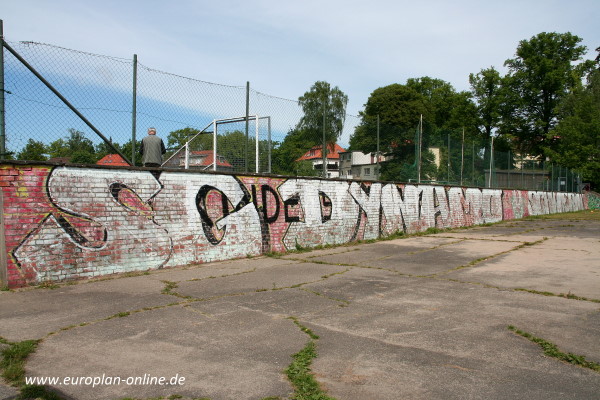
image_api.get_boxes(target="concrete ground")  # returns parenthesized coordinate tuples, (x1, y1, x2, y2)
(1, 211, 599, 400)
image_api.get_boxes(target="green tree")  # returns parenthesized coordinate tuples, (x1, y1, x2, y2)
(165, 127, 213, 162)
(216, 130, 246, 169)
(545, 71, 600, 187)
(469, 67, 504, 139)
(349, 83, 435, 182)
(297, 81, 348, 147)
(166, 127, 209, 150)
(120, 139, 142, 166)
(271, 129, 310, 175)
(447, 91, 479, 132)
(502, 32, 595, 157)
(95, 138, 121, 161)
(349, 83, 430, 153)
(406, 77, 457, 130)
(17, 139, 48, 161)
(47, 138, 69, 159)
(48, 129, 97, 162)
(70, 150, 97, 164)
(66, 129, 95, 154)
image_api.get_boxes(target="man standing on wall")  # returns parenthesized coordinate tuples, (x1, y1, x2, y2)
(139, 127, 166, 167)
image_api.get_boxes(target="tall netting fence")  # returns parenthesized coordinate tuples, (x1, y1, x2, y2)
(3, 41, 136, 162)
(1, 41, 581, 190)
(3, 41, 362, 173)
(366, 122, 582, 192)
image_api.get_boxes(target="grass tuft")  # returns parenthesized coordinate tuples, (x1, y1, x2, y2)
(284, 317, 335, 400)
(0, 339, 40, 385)
(19, 385, 62, 400)
(508, 326, 600, 373)
(287, 317, 319, 340)
(285, 341, 335, 400)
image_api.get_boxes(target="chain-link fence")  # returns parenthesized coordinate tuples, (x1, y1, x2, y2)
(2, 40, 360, 173)
(357, 121, 583, 192)
(428, 129, 582, 192)
(0, 40, 583, 191)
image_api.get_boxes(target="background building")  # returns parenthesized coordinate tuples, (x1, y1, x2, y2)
(296, 144, 346, 178)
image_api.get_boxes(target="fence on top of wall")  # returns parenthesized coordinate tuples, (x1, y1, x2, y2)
(0, 38, 583, 192)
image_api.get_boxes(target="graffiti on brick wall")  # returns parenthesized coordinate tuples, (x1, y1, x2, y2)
(0, 165, 587, 287)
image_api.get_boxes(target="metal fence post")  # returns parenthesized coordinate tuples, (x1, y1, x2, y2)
(184, 142, 189, 169)
(0, 20, 6, 158)
(507, 150, 511, 188)
(488, 136, 494, 188)
(377, 114, 380, 181)
(213, 119, 217, 172)
(255, 115, 259, 174)
(447, 133, 451, 184)
(267, 116, 272, 173)
(472, 140, 475, 186)
(131, 54, 137, 165)
(245, 81, 249, 173)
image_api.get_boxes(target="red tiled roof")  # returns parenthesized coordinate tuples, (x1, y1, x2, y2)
(297, 143, 346, 161)
(189, 151, 233, 167)
(96, 154, 129, 166)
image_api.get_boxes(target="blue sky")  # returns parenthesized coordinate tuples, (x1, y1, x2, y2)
(3, 0, 599, 134)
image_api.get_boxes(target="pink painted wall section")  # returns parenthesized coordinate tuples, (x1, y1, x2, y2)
(0, 164, 588, 288)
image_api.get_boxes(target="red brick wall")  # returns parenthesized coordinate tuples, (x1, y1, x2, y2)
(0, 163, 588, 288)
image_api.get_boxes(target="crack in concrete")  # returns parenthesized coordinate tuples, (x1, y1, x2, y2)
(185, 267, 258, 282)
(431, 238, 549, 277)
(299, 288, 351, 307)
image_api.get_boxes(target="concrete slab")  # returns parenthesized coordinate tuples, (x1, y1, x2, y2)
(0, 213, 598, 399)
(313, 322, 600, 400)
(0, 383, 18, 400)
(446, 237, 600, 299)
(0, 276, 171, 341)
(303, 275, 600, 364)
(174, 261, 349, 299)
(142, 256, 283, 282)
(298, 238, 459, 265)
(305, 238, 520, 276)
(26, 306, 306, 400)
(186, 286, 348, 321)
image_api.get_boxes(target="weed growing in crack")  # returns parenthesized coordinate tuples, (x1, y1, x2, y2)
(514, 288, 600, 303)
(379, 230, 405, 241)
(286, 341, 336, 400)
(35, 281, 60, 290)
(0, 339, 64, 399)
(104, 311, 131, 320)
(285, 317, 335, 400)
(300, 288, 350, 307)
(508, 326, 600, 373)
(264, 251, 283, 258)
(287, 317, 319, 340)
(161, 280, 179, 295)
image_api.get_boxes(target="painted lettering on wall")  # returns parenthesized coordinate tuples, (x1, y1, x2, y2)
(0, 164, 587, 288)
